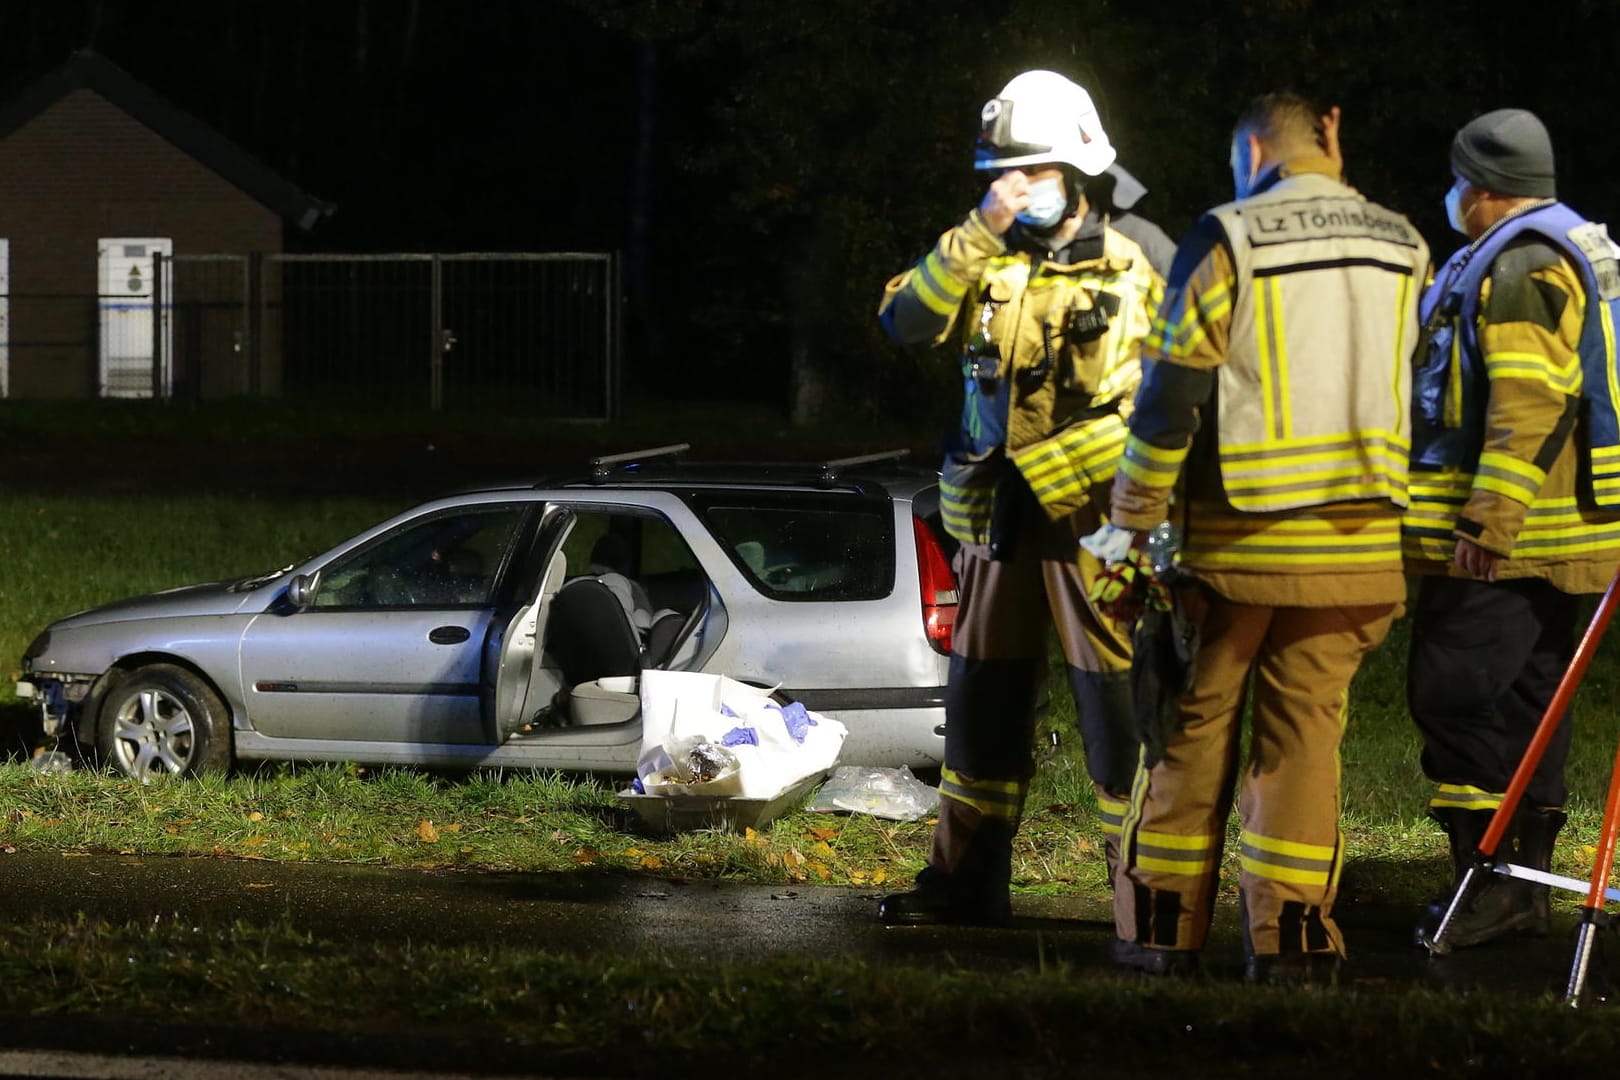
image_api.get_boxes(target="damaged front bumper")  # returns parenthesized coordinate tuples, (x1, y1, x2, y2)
(15, 673, 97, 737)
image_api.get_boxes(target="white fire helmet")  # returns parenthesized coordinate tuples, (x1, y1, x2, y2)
(973, 70, 1116, 176)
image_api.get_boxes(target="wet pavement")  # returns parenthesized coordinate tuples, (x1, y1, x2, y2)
(0, 849, 1607, 998)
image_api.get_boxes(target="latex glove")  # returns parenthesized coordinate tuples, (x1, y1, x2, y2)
(1080, 521, 1138, 564)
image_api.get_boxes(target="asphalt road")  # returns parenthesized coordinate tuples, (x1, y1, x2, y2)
(0, 849, 1614, 1079)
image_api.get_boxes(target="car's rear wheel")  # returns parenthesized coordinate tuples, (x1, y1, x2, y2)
(97, 664, 232, 780)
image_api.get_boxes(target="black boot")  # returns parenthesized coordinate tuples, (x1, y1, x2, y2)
(877, 866, 1011, 927)
(1418, 806, 1551, 950)
(1515, 806, 1567, 932)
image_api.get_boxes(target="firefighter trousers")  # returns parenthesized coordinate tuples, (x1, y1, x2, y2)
(1408, 575, 1579, 812)
(930, 493, 1135, 894)
(1113, 586, 1398, 958)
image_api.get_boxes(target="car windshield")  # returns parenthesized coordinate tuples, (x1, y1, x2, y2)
(686, 492, 895, 601)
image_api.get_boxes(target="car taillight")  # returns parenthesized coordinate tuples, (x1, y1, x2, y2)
(912, 515, 957, 655)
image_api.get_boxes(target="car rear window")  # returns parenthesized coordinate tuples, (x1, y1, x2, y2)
(686, 493, 895, 601)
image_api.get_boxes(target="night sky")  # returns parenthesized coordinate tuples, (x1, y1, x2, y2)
(4, 1, 1620, 410)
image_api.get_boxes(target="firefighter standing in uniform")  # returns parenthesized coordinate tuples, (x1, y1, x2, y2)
(1089, 93, 1427, 980)
(874, 69, 1172, 925)
(1404, 110, 1620, 950)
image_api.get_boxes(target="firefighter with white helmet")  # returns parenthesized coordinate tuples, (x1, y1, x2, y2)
(875, 69, 1172, 926)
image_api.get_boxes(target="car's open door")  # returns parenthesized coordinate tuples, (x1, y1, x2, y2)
(489, 506, 574, 742)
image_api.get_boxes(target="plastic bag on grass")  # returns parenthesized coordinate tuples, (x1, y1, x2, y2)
(807, 765, 938, 822)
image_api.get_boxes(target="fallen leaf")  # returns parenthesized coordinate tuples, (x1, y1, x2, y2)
(811, 840, 835, 858)
(572, 847, 598, 865)
(805, 827, 838, 841)
(246, 883, 274, 890)
(247, 811, 264, 822)
(640, 855, 664, 870)
(623, 847, 646, 857)
(872, 867, 888, 885)
(442, 823, 462, 833)
(806, 861, 830, 881)
(744, 827, 759, 844)
(418, 820, 440, 842)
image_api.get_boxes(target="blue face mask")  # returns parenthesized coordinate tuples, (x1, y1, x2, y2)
(1016, 176, 1068, 228)
(1445, 179, 1472, 236)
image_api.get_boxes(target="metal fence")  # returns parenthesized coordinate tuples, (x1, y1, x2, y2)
(106, 251, 620, 416)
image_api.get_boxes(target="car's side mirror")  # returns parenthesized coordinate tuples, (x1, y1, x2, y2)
(286, 572, 319, 610)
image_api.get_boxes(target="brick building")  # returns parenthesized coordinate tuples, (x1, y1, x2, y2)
(0, 50, 331, 399)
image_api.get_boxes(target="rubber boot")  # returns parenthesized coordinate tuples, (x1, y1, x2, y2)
(878, 799, 1014, 927)
(1414, 806, 1490, 947)
(1418, 806, 1548, 950)
(1515, 806, 1567, 932)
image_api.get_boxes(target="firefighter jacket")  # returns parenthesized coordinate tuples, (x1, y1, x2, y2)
(1403, 201, 1620, 594)
(1108, 156, 1428, 607)
(880, 208, 1166, 546)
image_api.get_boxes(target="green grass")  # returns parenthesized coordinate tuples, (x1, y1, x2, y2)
(2, 912, 1619, 1076)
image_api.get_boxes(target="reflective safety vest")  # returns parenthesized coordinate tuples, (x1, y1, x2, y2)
(1206, 173, 1427, 512)
(1410, 202, 1620, 510)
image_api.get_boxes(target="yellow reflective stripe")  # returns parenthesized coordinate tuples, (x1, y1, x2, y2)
(1593, 445, 1620, 463)
(1392, 273, 1411, 420)
(938, 766, 1025, 822)
(1484, 350, 1580, 391)
(1240, 829, 1338, 887)
(1256, 276, 1279, 440)
(1097, 794, 1126, 837)
(1134, 828, 1219, 876)
(1458, 333, 1470, 430)
(911, 251, 968, 317)
(939, 481, 992, 545)
(1430, 785, 1502, 812)
(1474, 451, 1545, 504)
(1119, 434, 1187, 488)
(1270, 277, 1293, 439)
(1012, 419, 1129, 510)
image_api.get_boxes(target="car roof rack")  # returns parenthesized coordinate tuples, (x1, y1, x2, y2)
(819, 448, 910, 483)
(589, 443, 691, 481)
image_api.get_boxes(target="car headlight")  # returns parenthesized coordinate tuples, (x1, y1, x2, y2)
(21, 630, 50, 671)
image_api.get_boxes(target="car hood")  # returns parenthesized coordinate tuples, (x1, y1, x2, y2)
(50, 579, 257, 629)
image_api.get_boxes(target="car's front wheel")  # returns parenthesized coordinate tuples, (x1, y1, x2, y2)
(97, 664, 232, 780)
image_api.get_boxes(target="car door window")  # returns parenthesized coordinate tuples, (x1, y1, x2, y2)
(312, 507, 526, 609)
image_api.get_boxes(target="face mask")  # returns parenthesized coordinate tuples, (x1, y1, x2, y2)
(1444, 179, 1472, 236)
(1231, 139, 1260, 200)
(1016, 176, 1067, 228)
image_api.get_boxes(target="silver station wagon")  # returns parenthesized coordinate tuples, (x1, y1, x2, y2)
(17, 446, 957, 780)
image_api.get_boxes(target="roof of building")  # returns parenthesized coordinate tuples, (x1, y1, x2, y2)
(0, 49, 335, 230)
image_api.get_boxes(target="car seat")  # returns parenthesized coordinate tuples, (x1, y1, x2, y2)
(544, 577, 643, 726)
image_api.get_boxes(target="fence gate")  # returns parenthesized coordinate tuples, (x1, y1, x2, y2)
(263, 252, 618, 417)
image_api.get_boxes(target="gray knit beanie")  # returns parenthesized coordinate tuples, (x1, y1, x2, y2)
(1450, 109, 1556, 197)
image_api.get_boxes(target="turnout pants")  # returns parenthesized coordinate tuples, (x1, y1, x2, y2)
(931, 493, 1135, 893)
(1113, 587, 1398, 958)
(1408, 576, 1579, 812)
